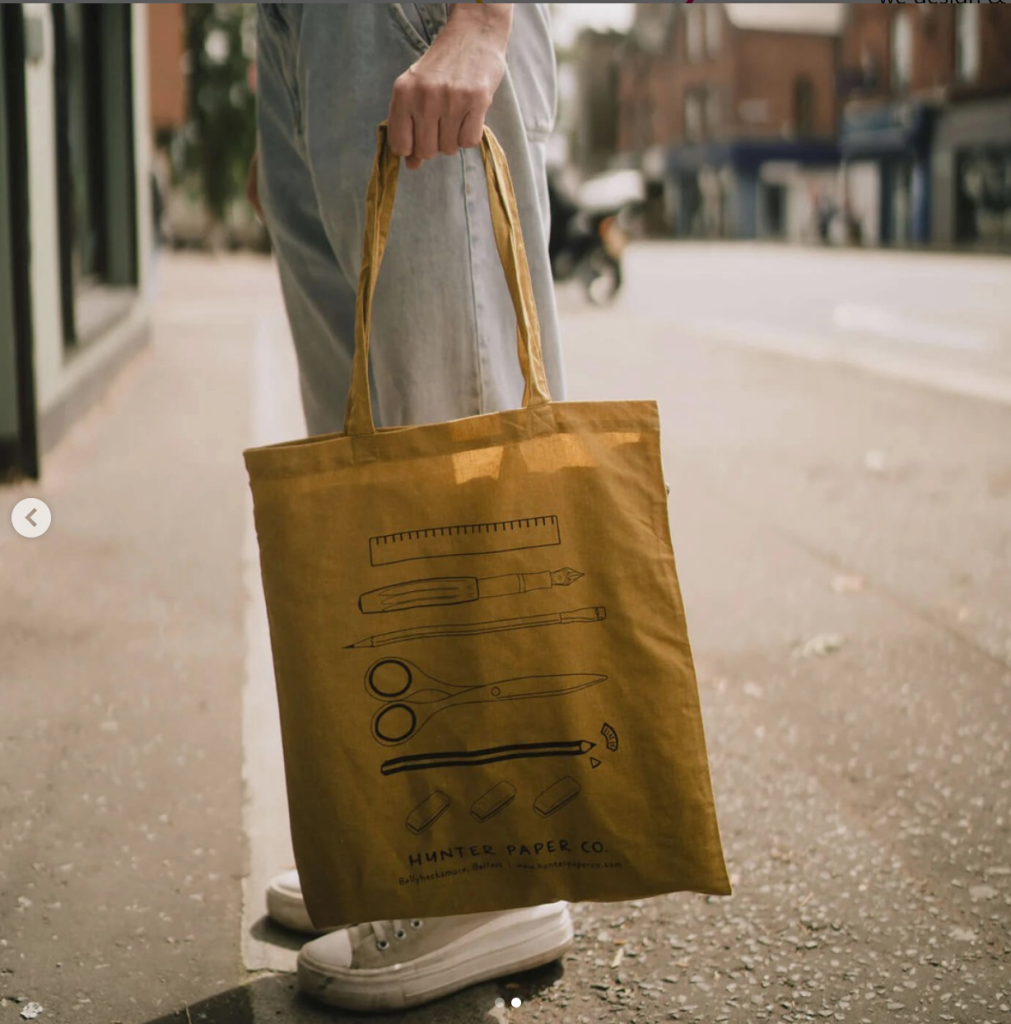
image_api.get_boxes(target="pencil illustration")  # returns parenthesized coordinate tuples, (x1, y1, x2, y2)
(348, 606, 606, 650)
(381, 740, 596, 776)
(359, 567, 583, 614)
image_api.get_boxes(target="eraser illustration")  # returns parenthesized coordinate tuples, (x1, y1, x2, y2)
(533, 776, 581, 817)
(470, 781, 517, 822)
(406, 790, 450, 834)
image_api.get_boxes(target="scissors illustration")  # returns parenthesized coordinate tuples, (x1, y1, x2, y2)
(365, 657, 607, 746)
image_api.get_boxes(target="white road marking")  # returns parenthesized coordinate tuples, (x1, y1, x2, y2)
(832, 304, 1000, 354)
(684, 318, 1011, 407)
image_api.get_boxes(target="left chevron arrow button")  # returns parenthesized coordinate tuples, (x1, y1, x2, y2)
(11, 498, 51, 539)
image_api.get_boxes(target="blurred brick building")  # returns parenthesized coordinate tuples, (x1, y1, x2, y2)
(597, 3, 1011, 250)
(617, 3, 844, 242)
(567, 29, 625, 177)
(839, 4, 1011, 248)
(146, 2, 187, 248)
(148, 2, 187, 138)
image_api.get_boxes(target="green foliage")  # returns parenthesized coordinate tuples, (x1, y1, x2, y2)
(182, 3, 257, 221)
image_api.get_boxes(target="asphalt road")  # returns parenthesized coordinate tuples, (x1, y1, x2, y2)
(1, 245, 1009, 1024)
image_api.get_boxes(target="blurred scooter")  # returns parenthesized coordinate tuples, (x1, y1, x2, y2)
(547, 176, 628, 306)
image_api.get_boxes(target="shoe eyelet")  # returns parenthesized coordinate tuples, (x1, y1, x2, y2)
(410, 919, 424, 929)
(394, 929, 407, 940)
(376, 939, 390, 951)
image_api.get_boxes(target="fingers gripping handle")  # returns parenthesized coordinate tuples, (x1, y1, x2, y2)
(344, 123, 552, 438)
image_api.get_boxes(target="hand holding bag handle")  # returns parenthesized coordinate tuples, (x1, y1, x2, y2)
(345, 123, 553, 438)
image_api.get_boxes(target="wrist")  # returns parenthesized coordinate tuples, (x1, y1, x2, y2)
(445, 3, 513, 55)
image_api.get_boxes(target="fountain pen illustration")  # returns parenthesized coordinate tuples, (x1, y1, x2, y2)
(358, 567, 584, 614)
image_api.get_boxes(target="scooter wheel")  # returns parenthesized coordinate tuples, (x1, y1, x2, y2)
(583, 252, 621, 306)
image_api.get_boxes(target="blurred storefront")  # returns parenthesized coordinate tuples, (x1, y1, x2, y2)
(839, 102, 935, 246)
(0, 5, 152, 481)
(615, 4, 844, 243)
(933, 98, 1011, 250)
(838, 4, 1011, 250)
(606, 3, 1011, 251)
(666, 139, 839, 242)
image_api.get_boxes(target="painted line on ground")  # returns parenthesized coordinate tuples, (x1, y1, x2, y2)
(831, 304, 1001, 354)
(683, 318, 1011, 408)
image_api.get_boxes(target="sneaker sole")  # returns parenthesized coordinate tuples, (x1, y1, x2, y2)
(266, 884, 320, 936)
(297, 904, 574, 1013)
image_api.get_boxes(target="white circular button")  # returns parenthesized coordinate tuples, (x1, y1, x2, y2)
(11, 498, 52, 539)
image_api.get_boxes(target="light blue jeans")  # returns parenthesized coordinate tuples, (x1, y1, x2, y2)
(255, 3, 566, 436)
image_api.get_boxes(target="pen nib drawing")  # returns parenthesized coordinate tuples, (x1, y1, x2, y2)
(552, 567, 583, 587)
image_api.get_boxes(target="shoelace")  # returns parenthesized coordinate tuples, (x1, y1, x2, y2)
(369, 918, 424, 950)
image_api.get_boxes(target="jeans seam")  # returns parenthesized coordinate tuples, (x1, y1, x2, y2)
(460, 150, 488, 417)
(260, 8, 304, 140)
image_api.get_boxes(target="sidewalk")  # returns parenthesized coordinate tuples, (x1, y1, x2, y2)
(2, 251, 1009, 1024)
(0, 254, 290, 1024)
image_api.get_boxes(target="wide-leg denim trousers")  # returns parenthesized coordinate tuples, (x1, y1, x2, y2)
(255, 3, 566, 436)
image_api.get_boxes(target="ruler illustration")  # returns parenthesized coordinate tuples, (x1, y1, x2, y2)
(369, 515, 561, 567)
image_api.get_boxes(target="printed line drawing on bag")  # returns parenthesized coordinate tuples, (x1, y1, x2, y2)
(380, 740, 596, 776)
(369, 515, 561, 567)
(534, 776, 581, 817)
(366, 657, 607, 745)
(470, 781, 517, 822)
(359, 566, 583, 614)
(347, 606, 606, 650)
(406, 790, 451, 834)
(600, 722, 619, 752)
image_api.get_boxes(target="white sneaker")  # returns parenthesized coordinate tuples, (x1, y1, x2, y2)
(265, 869, 323, 935)
(297, 902, 574, 1012)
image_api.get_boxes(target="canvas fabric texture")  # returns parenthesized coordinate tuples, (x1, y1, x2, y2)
(244, 126, 730, 928)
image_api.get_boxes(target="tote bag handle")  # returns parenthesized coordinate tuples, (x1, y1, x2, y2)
(344, 123, 552, 438)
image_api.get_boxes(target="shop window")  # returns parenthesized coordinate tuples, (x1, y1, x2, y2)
(706, 88, 723, 137)
(52, 5, 137, 348)
(685, 90, 703, 142)
(704, 5, 722, 58)
(890, 12, 913, 92)
(762, 184, 787, 239)
(956, 146, 1011, 247)
(955, 4, 980, 83)
(1, 5, 40, 479)
(793, 76, 815, 137)
(686, 9, 703, 63)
